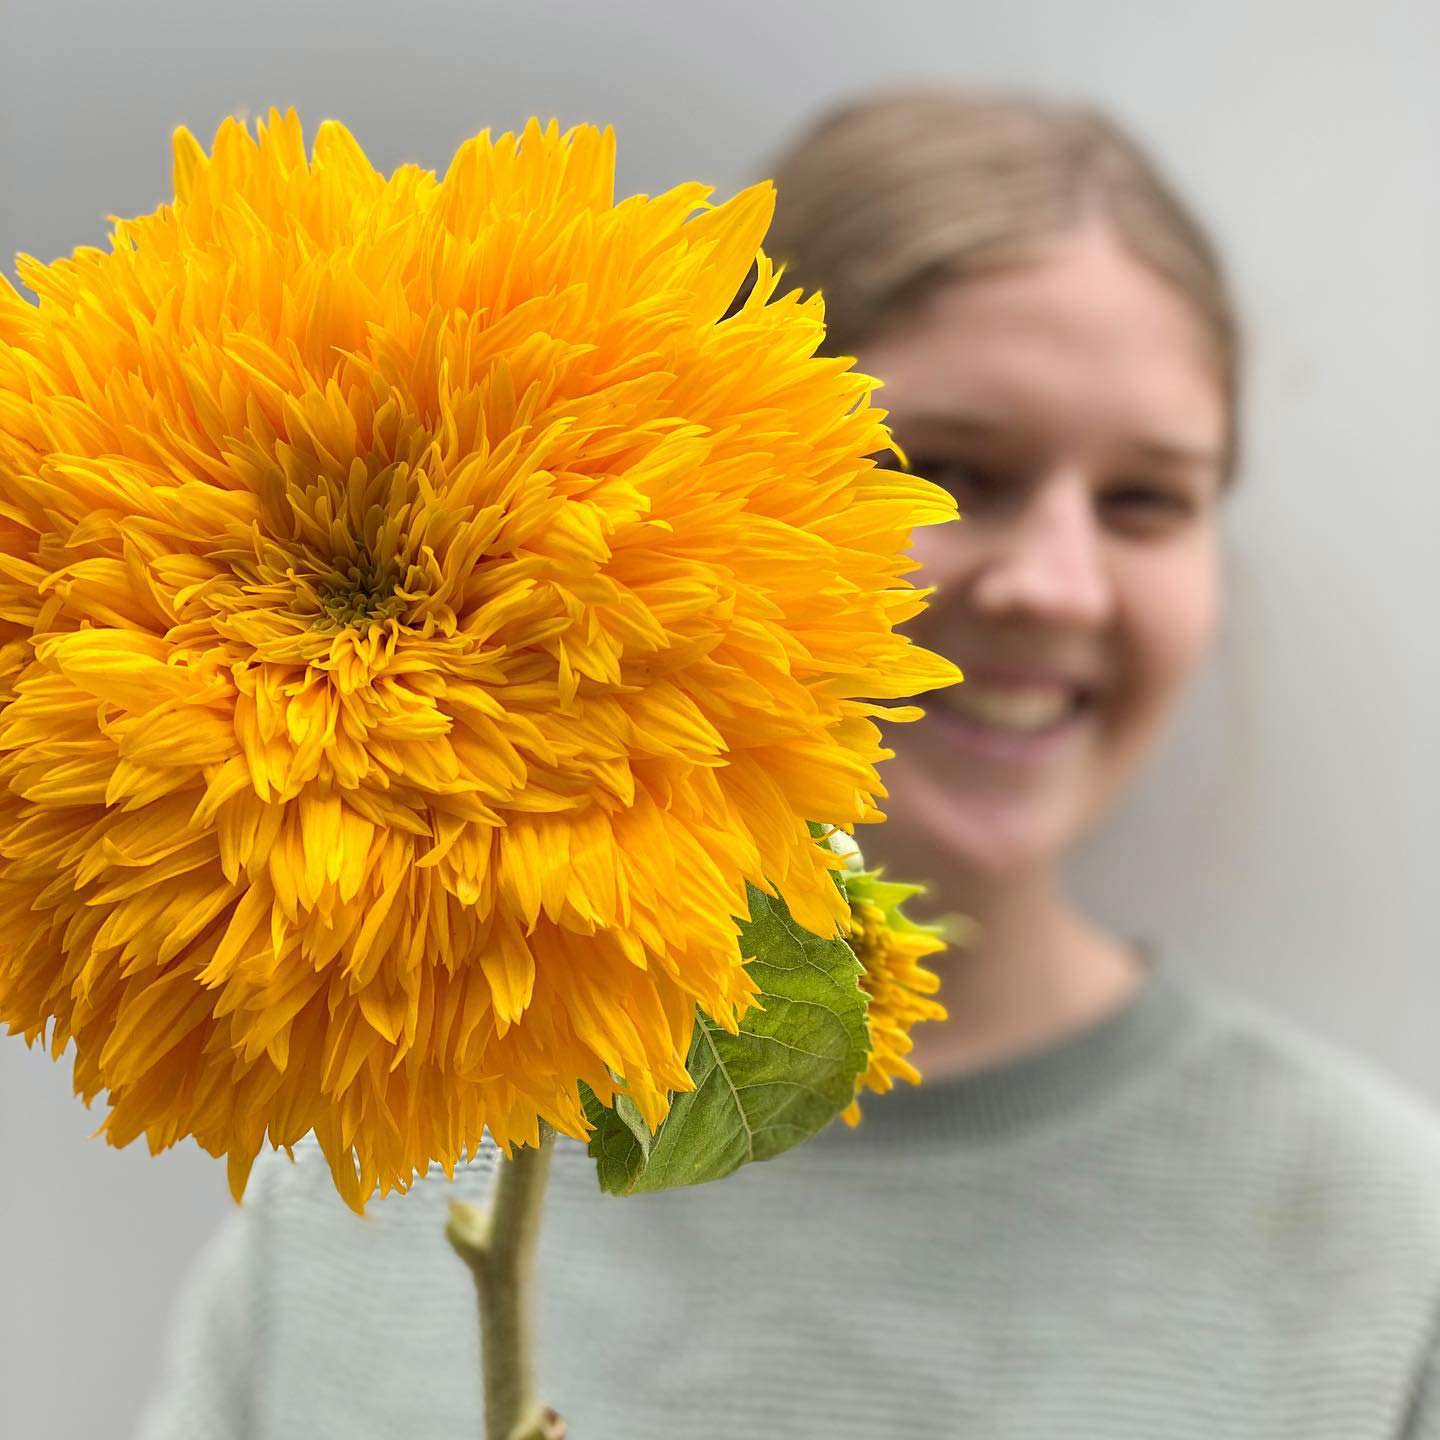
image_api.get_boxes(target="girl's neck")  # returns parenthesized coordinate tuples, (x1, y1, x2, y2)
(858, 829, 1143, 1082)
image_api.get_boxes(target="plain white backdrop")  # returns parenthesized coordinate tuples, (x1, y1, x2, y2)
(2, 2, 1437, 1435)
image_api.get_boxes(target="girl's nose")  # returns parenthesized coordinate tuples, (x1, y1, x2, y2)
(968, 474, 1115, 629)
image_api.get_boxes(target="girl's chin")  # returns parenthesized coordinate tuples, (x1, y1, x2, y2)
(876, 723, 1103, 880)
(933, 807, 1068, 883)
(886, 770, 1077, 884)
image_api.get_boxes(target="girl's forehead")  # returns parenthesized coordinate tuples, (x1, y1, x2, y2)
(864, 240, 1227, 462)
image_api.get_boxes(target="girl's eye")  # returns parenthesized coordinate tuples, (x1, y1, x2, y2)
(1099, 482, 1197, 533)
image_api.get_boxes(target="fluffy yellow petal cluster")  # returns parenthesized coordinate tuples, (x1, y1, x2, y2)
(839, 869, 950, 1125)
(0, 111, 959, 1208)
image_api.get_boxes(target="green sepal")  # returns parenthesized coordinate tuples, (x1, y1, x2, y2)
(843, 869, 945, 940)
(585, 878, 869, 1196)
(579, 1082, 652, 1166)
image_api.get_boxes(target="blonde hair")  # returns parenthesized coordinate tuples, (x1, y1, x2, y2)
(761, 90, 1242, 479)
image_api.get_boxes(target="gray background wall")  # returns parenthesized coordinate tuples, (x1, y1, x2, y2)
(1, 2, 1437, 1435)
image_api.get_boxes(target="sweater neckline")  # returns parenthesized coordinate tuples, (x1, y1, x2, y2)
(824, 951, 1202, 1148)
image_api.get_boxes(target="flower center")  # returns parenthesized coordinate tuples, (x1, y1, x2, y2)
(313, 552, 405, 631)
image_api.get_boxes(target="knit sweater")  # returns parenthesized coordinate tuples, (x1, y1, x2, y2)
(135, 958, 1440, 1439)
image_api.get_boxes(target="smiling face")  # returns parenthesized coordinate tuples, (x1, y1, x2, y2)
(861, 226, 1227, 882)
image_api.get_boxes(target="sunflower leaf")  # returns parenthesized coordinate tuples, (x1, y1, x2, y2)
(586, 881, 868, 1196)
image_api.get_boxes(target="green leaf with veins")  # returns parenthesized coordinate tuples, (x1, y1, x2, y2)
(584, 879, 869, 1196)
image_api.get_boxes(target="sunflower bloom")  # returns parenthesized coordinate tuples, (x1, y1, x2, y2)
(0, 111, 960, 1209)
(837, 860, 950, 1124)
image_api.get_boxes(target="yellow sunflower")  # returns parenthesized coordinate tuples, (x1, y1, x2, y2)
(0, 111, 960, 1209)
(830, 841, 951, 1123)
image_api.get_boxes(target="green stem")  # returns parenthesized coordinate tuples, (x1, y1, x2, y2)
(447, 1124, 565, 1440)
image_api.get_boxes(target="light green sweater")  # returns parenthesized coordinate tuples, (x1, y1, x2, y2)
(136, 959, 1440, 1438)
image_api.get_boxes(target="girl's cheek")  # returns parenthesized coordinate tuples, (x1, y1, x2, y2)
(1125, 548, 1220, 707)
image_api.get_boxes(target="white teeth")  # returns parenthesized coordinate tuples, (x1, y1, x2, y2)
(937, 684, 1076, 734)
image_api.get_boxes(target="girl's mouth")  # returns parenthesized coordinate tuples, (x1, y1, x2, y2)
(921, 679, 1096, 762)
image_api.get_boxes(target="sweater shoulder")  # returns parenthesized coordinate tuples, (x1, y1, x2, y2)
(1171, 972, 1440, 1239)
(1194, 978, 1440, 1148)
